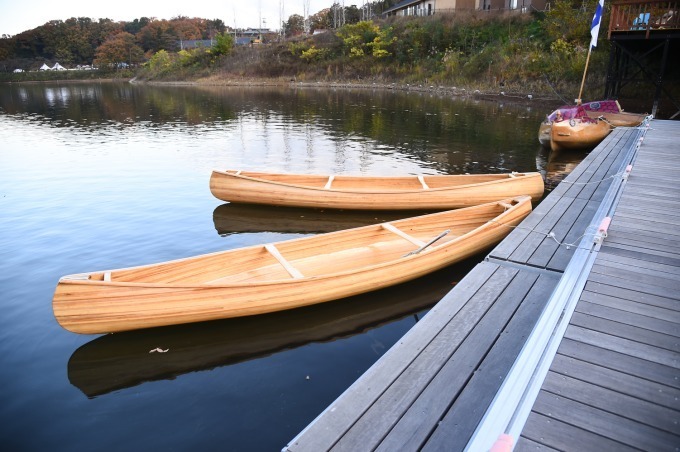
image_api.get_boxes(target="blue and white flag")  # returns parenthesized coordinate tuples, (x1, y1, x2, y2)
(590, 0, 605, 48)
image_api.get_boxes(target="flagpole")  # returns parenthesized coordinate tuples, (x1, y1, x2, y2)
(576, 47, 593, 105)
(578, 0, 605, 105)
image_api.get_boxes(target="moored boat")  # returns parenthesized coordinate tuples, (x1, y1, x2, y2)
(550, 112, 613, 152)
(209, 170, 544, 210)
(538, 100, 644, 148)
(53, 196, 532, 334)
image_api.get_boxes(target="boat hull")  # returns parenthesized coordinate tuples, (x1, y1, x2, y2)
(550, 118, 612, 152)
(209, 171, 545, 210)
(53, 196, 532, 334)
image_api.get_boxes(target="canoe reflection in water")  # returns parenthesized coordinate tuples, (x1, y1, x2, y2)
(67, 261, 477, 398)
(212, 203, 430, 235)
(544, 148, 590, 191)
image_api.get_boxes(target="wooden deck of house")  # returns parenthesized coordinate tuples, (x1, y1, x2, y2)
(284, 119, 680, 451)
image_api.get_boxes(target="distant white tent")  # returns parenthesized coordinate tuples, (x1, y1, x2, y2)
(39, 63, 50, 71)
(52, 62, 66, 71)
(13, 68, 24, 73)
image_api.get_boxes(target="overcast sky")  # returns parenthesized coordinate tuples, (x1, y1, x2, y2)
(0, 0, 333, 36)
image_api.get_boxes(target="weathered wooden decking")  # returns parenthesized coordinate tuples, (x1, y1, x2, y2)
(516, 120, 680, 451)
(284, 120, 680, 451)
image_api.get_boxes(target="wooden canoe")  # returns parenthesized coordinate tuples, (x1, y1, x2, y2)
(209, 170, 544, 210)
(53, 196, 532, 334)
(550, 117, 613, 152)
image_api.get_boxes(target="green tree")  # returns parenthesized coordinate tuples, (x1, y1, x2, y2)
(543, 0, 593, 45)
(212, 32, 234, 56)
(124, 17, 151, 35)
(336, 21, 392, 58)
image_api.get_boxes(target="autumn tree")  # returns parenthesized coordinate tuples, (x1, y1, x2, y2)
(284, 14, 305, 37)
(309, 9, 332, 32)
(137, 20, 179, 53)
(94, 32, 144, 66)
(204, 19, 226, 39)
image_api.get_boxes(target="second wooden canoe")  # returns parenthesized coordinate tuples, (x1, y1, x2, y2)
(53, 196, 532, 334)
(209, 170, 544, 210)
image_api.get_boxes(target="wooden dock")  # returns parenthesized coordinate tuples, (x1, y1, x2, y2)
(284, 119, 680, 451)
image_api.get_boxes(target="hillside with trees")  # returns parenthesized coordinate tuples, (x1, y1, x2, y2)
(1, 1, 616, 101)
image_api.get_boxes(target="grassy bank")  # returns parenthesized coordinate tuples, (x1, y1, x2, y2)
(133, 10, 611, 104)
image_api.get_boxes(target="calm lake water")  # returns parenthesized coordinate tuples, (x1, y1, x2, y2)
(0, 81, 581, 451)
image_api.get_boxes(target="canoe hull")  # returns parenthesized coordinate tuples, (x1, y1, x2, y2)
(550, 118, 612, 152)
(53, 197, 532, 334)
(209, 171, 545, 210)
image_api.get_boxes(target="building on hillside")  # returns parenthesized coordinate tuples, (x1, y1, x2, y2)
(179, 39, 214, 50)
(384, 0, 547, 16)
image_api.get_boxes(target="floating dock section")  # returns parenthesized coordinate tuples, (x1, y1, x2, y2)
(284, 118, 680, 451)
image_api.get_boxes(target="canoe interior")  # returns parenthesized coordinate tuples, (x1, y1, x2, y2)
(85, 201, 513, 286)
(224, 170, 524, 191)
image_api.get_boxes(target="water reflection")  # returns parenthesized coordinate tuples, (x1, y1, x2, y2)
(544, 148, 590, 191)
(0, 82, 548, 175)
(213, 203, 433, 235)
(67, 264, 471, 398)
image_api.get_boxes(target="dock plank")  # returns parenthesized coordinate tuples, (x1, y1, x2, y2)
(419, 273, 559, 451)
(541, 372, 680, 435)
(519, 412, 639, 452)
(564, 324, 680, 368)
(558, 338, 680, 389)
(584, 279, 679, 311)
(531, 390, 679, 450)
(576, 298, 680, 336)
(331, 267, 526, 451)
(570, 311, 679, 353)
(549, 353, 680, 410)
(285, 262, 510, 452)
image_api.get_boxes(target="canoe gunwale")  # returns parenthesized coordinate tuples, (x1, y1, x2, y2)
(55, 197, 530, 291)
(212, 170, 538, 195)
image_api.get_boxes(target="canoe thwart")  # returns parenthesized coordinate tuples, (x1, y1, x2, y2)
(381, 223, 426, 247)
(264, 244, 304, 279)
(402, 229, 451, 257)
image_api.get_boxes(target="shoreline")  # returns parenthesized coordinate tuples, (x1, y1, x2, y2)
(133, 75, 564, 110)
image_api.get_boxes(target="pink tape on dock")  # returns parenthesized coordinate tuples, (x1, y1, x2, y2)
(599, 217, 611, 234)
(490, 434, 513, 452)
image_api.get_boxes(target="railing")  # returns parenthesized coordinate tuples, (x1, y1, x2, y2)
(609, 0, 680, 38)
